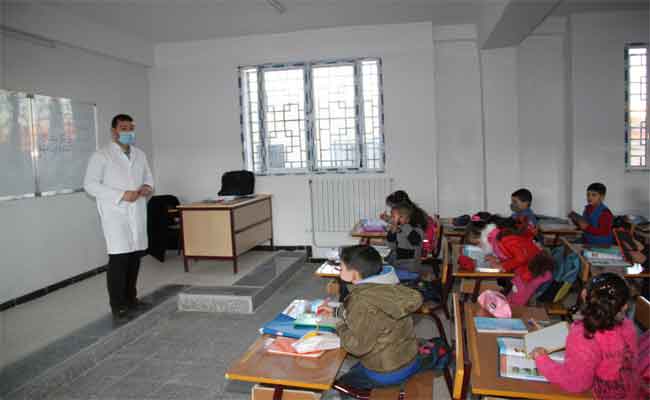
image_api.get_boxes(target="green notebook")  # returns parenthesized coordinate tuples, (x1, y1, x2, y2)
(293, 313, 339, 331)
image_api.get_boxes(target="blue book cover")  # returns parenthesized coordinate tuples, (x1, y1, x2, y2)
(474, 317, 528, 333)
(260, 313, 335, 339)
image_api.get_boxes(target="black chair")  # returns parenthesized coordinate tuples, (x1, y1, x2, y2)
(147, 195, 181, 262)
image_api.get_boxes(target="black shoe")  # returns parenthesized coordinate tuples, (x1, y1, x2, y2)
(112, 308, 130, 321)
(127, 299, 151, 311)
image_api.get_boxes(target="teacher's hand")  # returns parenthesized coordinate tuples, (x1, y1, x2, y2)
(138, 185, 153, 197)
(122, 190, 140, 202)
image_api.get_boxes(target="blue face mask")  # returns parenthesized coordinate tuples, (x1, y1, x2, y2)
(117, 131, 135, 145)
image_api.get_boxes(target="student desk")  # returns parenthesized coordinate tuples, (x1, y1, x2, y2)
(178, 194, 273, 274)
(225, 335, 347, 399)
(538, 222, 580, 246)
(350, 221, 387, 244)
(561, 238, 649, 285)
(464, 301, 591, 399)
(315, 262, 341, 278)
(451, 244, 514, 301)
(439, 218, 466, 243)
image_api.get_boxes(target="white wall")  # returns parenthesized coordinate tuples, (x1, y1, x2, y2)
(0, 29, 153, 303)
(570, 11, 650, 216)
(438, 19, 568, 217)
(518, 31, 569, 217)
(482, 47, 519, 215)
(434, 38, 485, 216)
(150, 23, 437, 247)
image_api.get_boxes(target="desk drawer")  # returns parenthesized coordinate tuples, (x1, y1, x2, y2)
(235, 220, 272, 256)
(233, 199, 271, 232)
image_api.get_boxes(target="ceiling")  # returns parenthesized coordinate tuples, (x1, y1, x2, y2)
(7, 0, 649, 43)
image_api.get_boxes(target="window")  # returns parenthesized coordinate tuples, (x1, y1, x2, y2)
(239, 58, 384, 174)
(625, 44, 649, 169)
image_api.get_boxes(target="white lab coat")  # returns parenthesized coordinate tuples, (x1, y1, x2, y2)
(84, 142, 154, 255)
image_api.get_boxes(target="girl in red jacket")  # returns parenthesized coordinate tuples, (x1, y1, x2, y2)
(480, 216, 554, 305)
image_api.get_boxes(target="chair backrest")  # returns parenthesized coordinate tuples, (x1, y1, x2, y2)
(636, 296, 650, 331)
(440, 238, 453, 293)
(451, 293, 471, 400)
(434, 222, 445, 259)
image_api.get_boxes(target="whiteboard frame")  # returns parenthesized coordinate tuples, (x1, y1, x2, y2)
(0, 89, 98, 201)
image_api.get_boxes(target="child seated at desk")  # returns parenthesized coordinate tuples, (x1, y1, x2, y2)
(479, 216, 554, 306)
(569, 182, 614, 246)
(386, 203, 426, 274)
(531, 273, 640, 400)
(380, 191, 438, 256)
(510, 188, 538, 226)
(318, 245, 422, 394)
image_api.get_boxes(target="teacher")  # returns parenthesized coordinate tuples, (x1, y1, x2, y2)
(84, 114, 154, 320)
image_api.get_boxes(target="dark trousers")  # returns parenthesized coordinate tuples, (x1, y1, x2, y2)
(107, 251, 142, 310)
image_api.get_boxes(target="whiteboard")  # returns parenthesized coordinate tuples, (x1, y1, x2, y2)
(0, 91, 36, 200)
(0, 89, 97, 200)
(33, 95, 97, 195)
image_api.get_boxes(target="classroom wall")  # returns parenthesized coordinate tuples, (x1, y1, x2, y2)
(434, 38, 485, 216)
(438, 18, 569, 217)
(150, 23, 437, 247)
(0, 29, 153, 303)
(570, 10, 650, 216)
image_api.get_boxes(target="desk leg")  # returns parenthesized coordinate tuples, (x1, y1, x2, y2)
(272, 386, 284, 400)
(183, 256, 189, 272)
(233, 258, 238, 274)
(471, 279, 483, 302)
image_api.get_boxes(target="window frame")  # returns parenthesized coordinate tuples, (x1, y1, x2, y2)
(625, 43, 649, 171)
(238, 58, 385, 176)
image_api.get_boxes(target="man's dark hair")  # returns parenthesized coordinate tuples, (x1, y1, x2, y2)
(111, 114, 133, 129)
(511, 188, 533, 204)
(339, 245, 382, 279)
(587, 182, 607, 196)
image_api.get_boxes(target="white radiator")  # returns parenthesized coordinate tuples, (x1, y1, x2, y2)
(309, 176, 393, 236)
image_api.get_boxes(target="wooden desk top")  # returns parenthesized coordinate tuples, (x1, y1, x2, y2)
(315, 262, 341, 278)
(465, 301, 591, 399)
(450, 243, 515, 279)
(538, 223, 580, 235)
(225, 335, 347, 391)
(560, 239, 649, 279)
(350, 221, 387, 239)
(178, 194, 271, 210)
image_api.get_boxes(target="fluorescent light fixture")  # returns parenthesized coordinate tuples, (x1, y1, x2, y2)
(266, 0, 286, 14)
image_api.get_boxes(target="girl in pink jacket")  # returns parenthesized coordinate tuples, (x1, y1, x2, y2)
(531, 273, 640, 400)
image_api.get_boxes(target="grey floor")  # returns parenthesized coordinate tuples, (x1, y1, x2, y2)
(4, 258, 453, 400)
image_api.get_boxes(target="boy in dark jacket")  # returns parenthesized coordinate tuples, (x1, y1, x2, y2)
(319, 245, 423, 393)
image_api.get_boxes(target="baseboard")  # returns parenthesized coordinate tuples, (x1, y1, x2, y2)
(0, 265, 108, 312)
(252, 245, 312, 258)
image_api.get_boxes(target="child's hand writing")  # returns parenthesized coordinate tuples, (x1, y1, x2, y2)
(529, 347, 548, 359)
(317, 305, 334, 317)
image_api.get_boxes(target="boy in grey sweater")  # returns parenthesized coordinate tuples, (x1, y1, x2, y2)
(386, 203, 423, 273)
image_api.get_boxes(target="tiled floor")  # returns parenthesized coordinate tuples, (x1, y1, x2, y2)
(0, 251, 275, 370)
(2, 253, 453, 400)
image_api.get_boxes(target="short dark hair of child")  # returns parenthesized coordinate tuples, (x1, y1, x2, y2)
(511, 188, 532, 204)
(339, 245, 382, 279)
(386, 190, 410, 207)
(581, 273, 630, 339)
(111, 114, 133, 129)
(528, 250, 554, 277)
(465, 220, 487, 243)
(587, 182, 607, 196)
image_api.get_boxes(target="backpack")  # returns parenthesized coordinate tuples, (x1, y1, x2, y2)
(536, 246, 581, 303)
(218, 170, 255, 196)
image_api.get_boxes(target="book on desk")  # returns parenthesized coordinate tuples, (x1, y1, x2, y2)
(474, 317, 528, 334)
(498, 337, 565, 382)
